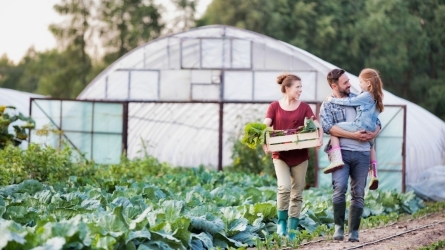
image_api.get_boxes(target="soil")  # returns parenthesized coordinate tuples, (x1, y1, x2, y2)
(295, 211, 445, 250)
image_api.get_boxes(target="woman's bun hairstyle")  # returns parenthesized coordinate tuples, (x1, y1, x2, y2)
(276, 73, 301, 93)
(277, 74, 288, 85)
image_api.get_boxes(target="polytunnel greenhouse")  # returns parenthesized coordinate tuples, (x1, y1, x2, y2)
(28, 25, 445, 193)
(1, 87, 43, 116)
(1, 88, 43, 149)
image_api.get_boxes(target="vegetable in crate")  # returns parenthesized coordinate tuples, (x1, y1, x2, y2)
(299, 117, 317, 133)
(241, 122, 267, 149)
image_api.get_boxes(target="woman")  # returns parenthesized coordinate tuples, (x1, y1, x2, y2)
(263, 73, 323, 240)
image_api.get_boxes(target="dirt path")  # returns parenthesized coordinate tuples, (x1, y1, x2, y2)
(297, 211, 445, 250)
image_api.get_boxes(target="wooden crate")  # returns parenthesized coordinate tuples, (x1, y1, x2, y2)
(266, 128, 319, 151)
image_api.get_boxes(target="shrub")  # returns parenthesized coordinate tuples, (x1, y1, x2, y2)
(0, 143, 91, 185)
(227, 140, 275, 176)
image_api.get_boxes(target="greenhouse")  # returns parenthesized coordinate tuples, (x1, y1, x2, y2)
(0, 87, 43, 116)
(1, 88, 43, 149)
(28, 25, 445, 192)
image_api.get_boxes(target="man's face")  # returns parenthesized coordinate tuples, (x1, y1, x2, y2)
(334, 73, 351, 97)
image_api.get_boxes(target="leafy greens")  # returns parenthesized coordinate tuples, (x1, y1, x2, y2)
(241, 122, 267, 149)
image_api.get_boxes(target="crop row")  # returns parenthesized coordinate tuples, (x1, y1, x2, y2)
(0, 167, 425, 249)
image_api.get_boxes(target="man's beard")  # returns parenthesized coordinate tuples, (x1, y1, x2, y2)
(339, 87, 350, 97)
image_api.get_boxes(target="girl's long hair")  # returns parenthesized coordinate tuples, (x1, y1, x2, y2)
(359, 68, 384, 112)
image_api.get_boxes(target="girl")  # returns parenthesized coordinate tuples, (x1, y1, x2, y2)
(323, 68, 384, 190)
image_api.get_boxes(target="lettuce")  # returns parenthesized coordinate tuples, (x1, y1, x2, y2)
(241, 122, 267, 149)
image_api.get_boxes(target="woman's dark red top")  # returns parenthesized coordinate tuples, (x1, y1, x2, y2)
(265, 101, 316, 167)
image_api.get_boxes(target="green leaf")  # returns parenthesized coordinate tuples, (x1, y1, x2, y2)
(34, 190, 53, 204)
(150, 231, 185, 250)
(125, 229, 151, 244)
(141, 186, 166, 201)
(111, 197, 132, 209)
(189, 213, 224, 234)
(80, 199, 102, 211)
(231, 230, 258, 247)
(299, 213, 318, 232)
(4, 205, 27, 220)
(93, 236, 116, 250)
(97, 210, 128, 238)
(140, 241, 173, 250)
(161, 200, 185, 221)
(0, 219, 27, 249)
(190, 239, 203, 250)
(241, 122, 267, 149)
(0, 185, 20, 197)
(251, 202, 276, 221)
(0, 206, 5, 218)
(191, 232, 213, 249)
(30, 237, 66, 250)
(243, 187, 263, 204)
(299, 117, 317, 133)
(169, 217, 191, 248)
(129, 207, 152, 230)
(227, 218, 248, 236)
(17, 180, 44, 195)
(213, 232, 245, 249)
(51, 208, 78, 221)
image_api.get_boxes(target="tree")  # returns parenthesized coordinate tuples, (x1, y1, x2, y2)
(49, 0, 94, 91)
(197, 0, 277, 35)
(198, 0, 445, 121)
(14, 49, 87, 98)
(0, 54, 24, 90)
(98, 0, 164, 64)
(170, 0, 200, 32)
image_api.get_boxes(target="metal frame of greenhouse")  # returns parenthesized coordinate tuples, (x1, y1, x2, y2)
(29, 97, 407, 192)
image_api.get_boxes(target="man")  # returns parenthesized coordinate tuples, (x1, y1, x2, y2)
(319, 69, 381, 242)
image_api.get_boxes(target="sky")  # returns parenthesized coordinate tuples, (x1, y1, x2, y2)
(0, 0, 212, 64)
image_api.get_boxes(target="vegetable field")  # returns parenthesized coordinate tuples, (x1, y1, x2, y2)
(0, 149, 426, 250)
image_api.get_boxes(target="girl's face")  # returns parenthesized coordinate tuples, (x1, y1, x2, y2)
(285, 80, 302, 99)
(359, 77, 371, 92)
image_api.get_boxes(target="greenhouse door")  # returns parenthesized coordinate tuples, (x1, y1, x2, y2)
(316, 105, 406, 192)
(29, 99, 127, 165)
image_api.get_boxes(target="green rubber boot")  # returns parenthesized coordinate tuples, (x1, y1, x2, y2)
(288, 217, 299, 241)
(277, 210, 288, 236)
(348, 206, 363, 242)
(333, 203, 346, 241)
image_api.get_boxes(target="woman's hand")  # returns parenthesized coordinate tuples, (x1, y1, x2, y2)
(262, 144, 270, 154)
(316, 138, 323, 150)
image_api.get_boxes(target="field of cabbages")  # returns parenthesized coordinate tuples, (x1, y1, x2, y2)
(0, 144, 443, 250)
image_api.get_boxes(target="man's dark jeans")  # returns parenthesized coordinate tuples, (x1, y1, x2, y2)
(332, 150, 370, 208)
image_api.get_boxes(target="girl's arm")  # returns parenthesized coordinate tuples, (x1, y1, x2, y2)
(328, 92, 372, 107)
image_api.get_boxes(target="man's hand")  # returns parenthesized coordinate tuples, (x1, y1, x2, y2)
(262, 144, 270, 154)
(353, 130, 375, 142)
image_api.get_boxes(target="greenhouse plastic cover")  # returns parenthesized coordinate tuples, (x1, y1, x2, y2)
(0, 87, 43, 115)
(407, 165, 445, 201)
(75, 25, 445, 192)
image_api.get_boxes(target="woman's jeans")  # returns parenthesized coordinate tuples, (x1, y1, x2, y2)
(332, 150, 370, 208)
(274, 159, 308, 218)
